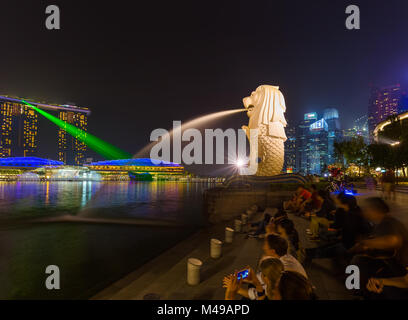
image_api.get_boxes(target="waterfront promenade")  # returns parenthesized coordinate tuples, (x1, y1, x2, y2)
(93, 189, 408, 300)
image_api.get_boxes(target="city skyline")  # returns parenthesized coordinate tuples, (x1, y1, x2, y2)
(0, 95, 90, 165)
(2, 1, 408, 164)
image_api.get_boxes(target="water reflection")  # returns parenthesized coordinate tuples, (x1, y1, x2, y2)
(0, 181, 212, 299)
(0, 181, 212, 225)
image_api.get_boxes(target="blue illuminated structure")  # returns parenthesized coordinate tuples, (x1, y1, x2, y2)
(88, 158, 184, 181)
(0, 157, 64, 168)
(89, 158, 182, 167)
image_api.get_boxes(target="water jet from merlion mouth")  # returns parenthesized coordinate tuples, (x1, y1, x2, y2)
(133, 108, 246, 158)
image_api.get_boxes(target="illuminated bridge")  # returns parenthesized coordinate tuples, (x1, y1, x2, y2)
(373, 110, 408, 140)
(87, 158, 185, 181)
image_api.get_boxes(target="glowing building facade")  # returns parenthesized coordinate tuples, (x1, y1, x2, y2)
(283, 126, 296, 173)
(0, 100, 38, 157)
(368, 84, 406, 141)
(295, 110, 341, 175)
(88, 158, 185, 180)
(0, 96, 90, 165)
(58, 111, 88, 165)
(296, 112, 318, 175)
(323, 108, 342, 165)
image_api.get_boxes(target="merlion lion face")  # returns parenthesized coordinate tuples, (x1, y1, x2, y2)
(242, 85, 287, 131)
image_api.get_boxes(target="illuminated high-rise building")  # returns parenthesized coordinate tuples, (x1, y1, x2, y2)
(0, 96, 90, 164)
(296, 110, 341, 175)
(296, 112, 318, 175)
(283, 125, 296, 173)
(0, 100, 38, 157)
(323, 108, 342, 165)
(368, 84, 406, 141)
(308, 118, 329, 175)
(57, 111, 88, 165)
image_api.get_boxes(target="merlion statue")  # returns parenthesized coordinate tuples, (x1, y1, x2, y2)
(242, 85, 287, 176)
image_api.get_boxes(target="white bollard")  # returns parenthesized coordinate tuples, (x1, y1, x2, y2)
(225, 227, 234, 243)
(210, 238, 222, 259)
(241, 213, 248, 224)
(234, 219, 242, 233)
(187, 258, 202, 286)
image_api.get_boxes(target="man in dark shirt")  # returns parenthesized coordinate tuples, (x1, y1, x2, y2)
(308, 190, 336, 239)
(305, 193, 369, 262)
(350, 197, 408, 294)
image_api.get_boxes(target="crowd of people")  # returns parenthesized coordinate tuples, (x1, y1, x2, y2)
(223, 184, 408, 300)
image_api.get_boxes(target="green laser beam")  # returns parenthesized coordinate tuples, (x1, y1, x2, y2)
(21, 100, 131, 160)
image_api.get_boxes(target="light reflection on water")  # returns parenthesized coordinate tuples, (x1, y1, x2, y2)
(0, 181, 210, 224)
(0, 181, 212, 299)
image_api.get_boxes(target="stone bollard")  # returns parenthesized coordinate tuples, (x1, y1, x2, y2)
(187, 258, 202, 285)
(241, 213, 248, 225)
(225, 227, 234, 243)
(210, 238, 222, 259)
(234, 219, 242, 233)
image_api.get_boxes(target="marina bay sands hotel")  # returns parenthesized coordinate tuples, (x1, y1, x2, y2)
(0, 96, 90, 165)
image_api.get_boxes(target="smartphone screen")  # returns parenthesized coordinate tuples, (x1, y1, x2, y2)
(237, 269, 249, 280)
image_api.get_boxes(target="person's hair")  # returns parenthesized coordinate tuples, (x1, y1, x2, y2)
(336, 192, 358, 210)
(265, 234, 288, 257)
(273, 210, 288, 220)
(264, 213, 272, 223)
(278, 271, 316, 300)
(259, 258, 284, 298)
(318, 189, 328, 199)
(276, 219, 299, 251)
(364, 197, 390, 214)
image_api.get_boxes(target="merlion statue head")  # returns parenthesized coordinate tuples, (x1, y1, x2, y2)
(242, 85, 287, 140)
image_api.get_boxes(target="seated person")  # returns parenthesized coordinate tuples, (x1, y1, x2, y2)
(274, 218, 301, 260)
(367, 273, 408, 299)
(262, 234, 308, 279)
(278, 271, 316, 300)
(300, 184, 319, 214)
(248, 208, 278, 237)
(350, 197, 408, 292)
(305, 193, 370, 264)
(235, 234, 308, 300)
(223, 258, 284, 300)
(307, 190, 336, 241)
(283, 186, 312, 213)
(264, 210, 288, 235)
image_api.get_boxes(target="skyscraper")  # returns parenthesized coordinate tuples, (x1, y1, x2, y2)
(296, 111, 339, 175)
(308, 118, 329, 175)
(323, 108, 342, 165)
(0, 96, 90, 164)
(0, 99, 38, 157)
(283, 125, 296, 173)
(58, 111, 88, 165)
(296, 112, 318, 175)
(368, 84, 405, 141)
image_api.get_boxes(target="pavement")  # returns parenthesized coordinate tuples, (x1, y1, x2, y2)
(93, 188, 407, 300)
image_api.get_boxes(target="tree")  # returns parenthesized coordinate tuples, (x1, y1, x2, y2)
(334, 137, 369, 175)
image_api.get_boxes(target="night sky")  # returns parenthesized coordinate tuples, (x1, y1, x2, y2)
(1, 0, 408, 172)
